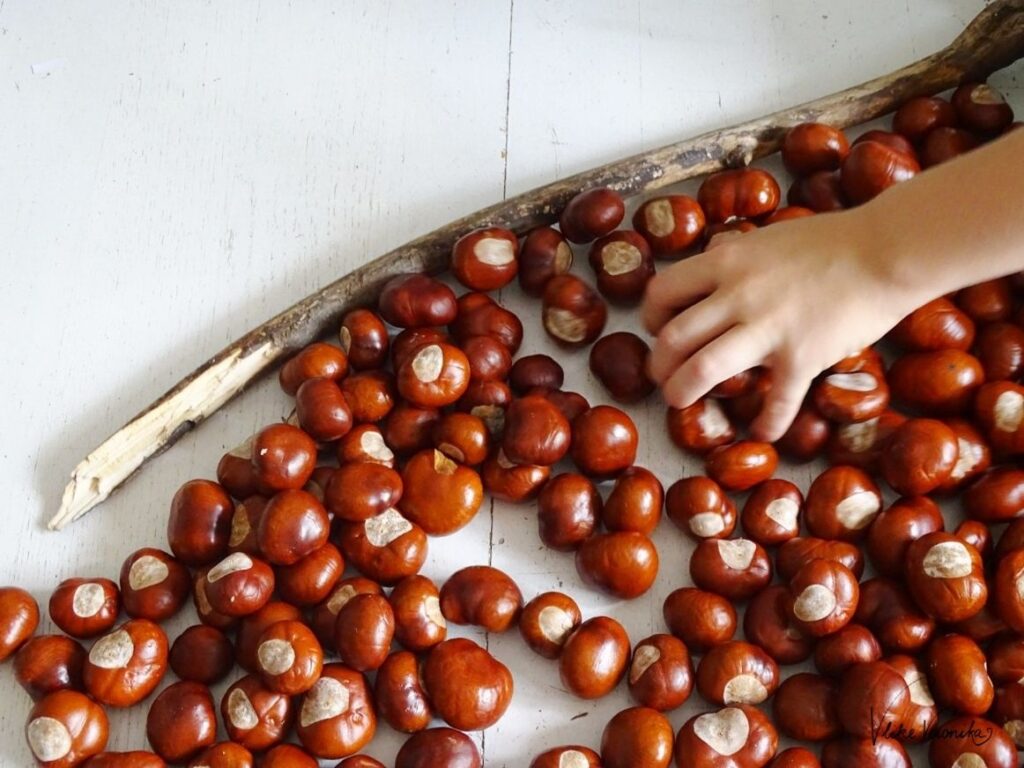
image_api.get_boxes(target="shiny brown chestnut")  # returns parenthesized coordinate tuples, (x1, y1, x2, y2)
(812, 367, 889, 424)
(689, 538, 771, 601)
(740, 479, 802, 547)
(221, 674, 293, 751)
(186, 742, 254, 768)
(865, 496, 944, 579)
(324, 463, 402, 524)
(226, 495, 265, 556)
(339, 308, 389, 370)
(333, 592, 394, 671)
(256, 620, 323, 695)
(698, 168, 781, 222)
(628, 633, 693, 711)
(202, 553, 275, 617)
(450, 292, 524, 352)
(787, 170, 847, 212)
(396, 343, 471, 409)
(813, 624, 882, 677)
(276, 542, 344, 606)
(395, 728, 482, 768)
(666, 397, 736, 454)
(451, 227, 519, 291)
(518, 226, 573, 296)
(459, 382, 513, 435)
(26, 690, 108, 768)
(975, 321, 1024, 381)
(375, 650, 433, 733)
(378, 273, 457, 328)
(559, 187, 625, 243)
(337, 756, 387, 768)
(674, 705, 778, 768)
(340, 370, 396, 424)
(261, 744, 318, 768)
(665, 476, 737, 540)
(769, 747, 821, 768)
(925, 633, 994, 715)
(167, 479, 234, 567)
(560, 616, 631, 700)
(905, 532, 986, 623)
(391, 326, 449, 370)
(892, 96, 958, 141)
(296, 663, 376, 759)
(742, 584, 814, 665)
(14, 635, 86, 701)
(481, 449, 551, 503)
(382, 402, 440, 457)
(191, 569, 235, 631)
(836, 660, 911, 738)
(772, 673, 841, 741)
(294, 378, 353, 442)
(389, 575, 446, 653)
(601, 706, 674, 768)
(632, 194, 705, 255)
(460, 334, 512, 382)
(602, 465, 663, 534)
(217, 440, 260, 500)
(957, 276, 1013, 322)
(921, 126, 981, 167)
(571, 405, 638, 478)
(440, 565, 522, 633)
(279, 342, 349, 396)
(432, 412, 490, 466)
(542, 274, 608, 347)
(49, 578, 119, 640)
(399, 449, 483, 535)
(589, 332, 655, 403)
(235, 601, 303, 672)
(83, 619, 168, 708)
(928, 715, 1017, 768)
(663, 587, 737, 652)
(169, 625, 233, 685)
(885, 654, 938, 741)
(952, 82, 1015, 133)
(889, 296, 975, 351)
(782, 123, 850, 177)
(0, 586, 38, 661)
(974, 381, 1024, 455)
(855, 578, 935, 654)
(118, 548, 189, 623)
(704, 441, 778, 492)
(881, 418, 958, 496)
(788, 559, 859, 637)
(696, 640, 779, 706)
(508, 354, 564, 393)
(519, 591, 581, 659)
(530, 746, 601, 768)
(821, 736, 910, 768)
(576, 531, 659, 599)
(146, 681, 216, 763)
(337, 424, 395, 466)
(989, 636, 1024, 685)
(888, 349, 984, 415)
(251, 423, 318, 495)
(502, 395, 571, 466)
(840, 140, 919, 204)
(588, 230, 655, 304)
(422, 638, 513, 730)
(804, 465, 881, 542)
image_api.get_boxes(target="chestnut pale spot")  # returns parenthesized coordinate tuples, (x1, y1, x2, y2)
(433, 450, 457, 475)
(26, 717, 73, 762)
(208, 552, 254, 582)
(258, 639, 296, 675)
(89, 629, 134, 669)
(723, 674, 768, 704)
(693, 707, 750, 756)
(496, 450, 517, 469)
(835, 491, 880, 530)
(194, 579, 214, 615)
(559, 752, 590, 768)
(553, 241, 573, 273)
(437, 442, 465, 463)
(229, 505, 252, 547)
(360, 430, 394, 462)
(229, 435, 254, 459)
(128, 555, 169, 591)
(922, 541, 973, 579)
(301, 676, 350, 727)
(538, 606, 573, 644)
(72, 582, 106, 618)
(338, 326, 352, 354)
(327, 585, 359, 614)
(697, 400, 731, 439)
(599, 241, 642, 276)
(718, 539, 756, 570)
(629, 644, 661, 685)
(765, 498, 799, 530)
(227, 688, 259, 730)
(474, 237, 516, 266)
(793, 584, 837, 622)
(424, 595, 446, 628)
(901, 667, 935, 707)
(364, 508, 413, 547)
(690, 513, 726, 538)
(412, 344, 444, 383)
(951, 755, 986, 768)
(951, 437, 982, 480)
(544, 307, 587, 343)
(971, 83, 1006, 105)
(837, 417, 879, 452)
(1014, 569, 1024, 602)
(994, 390, 1024, 432)
(826, 372, 877, 392)
(644, 199, 676, 237)
(1003, 720, 1024, 747)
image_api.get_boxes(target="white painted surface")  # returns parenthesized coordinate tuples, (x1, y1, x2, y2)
(0, 1, 1021, 765)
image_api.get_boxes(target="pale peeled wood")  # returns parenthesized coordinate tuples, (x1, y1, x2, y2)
(50, 0, 1024, 529)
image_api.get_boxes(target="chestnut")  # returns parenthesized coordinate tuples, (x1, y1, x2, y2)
(383, 402, 440, 457)
(378, 273, 457, 328)
(570, 405, 638, 478)
(698, 168, 781, 222)
(955, 518, 991, 558)
(600, 706, 674, 768)
(975, 381, 1024, 455)
(740, 479, 802, 547)
(825, 410, 906, 473)
(602, 465, 663, 534)
(432, 412, 490, 466)
(276, 543, 344, 606)
(865, 496, 944, 579)
(889, 296, 975, 351)
(217, 440, 260, 500)
(451, 226, 519, 291)
(450, 291, 523, 352)
(83, 619, 168, 708)
(742, 584, 814, 664)
(324, 464, 401, 524)
(202, 553, 275, 617)
(336, 424, 395, 466)
(892, 96, 958, 141)
(958, 277, 1013, 322)
(921, 126, 981, 167)
(509, 354, 564, 393)
(389, 574, 446, 653)
(187, 742, 253, 768)
(236, 601, 303, 672)
(519, 591, 581, 659)
(632, 194, 705, 255)
(952, 82, 1015, 133)
(811, 367, 889, 424)
(782, 122, 850, 177)
(856, 578, 935, 654)
(697, 640, 779, 706)
(530, 747, 601, 768)
(666, 397, 736, 454)
(821, 736, 909, 768)
(251, 423, 318, 494)
(339, 308, 389, 370)
(666, 476, 737, 540)
(279, 342, 349, 396)
(395, 728, 481, 768)
(769, 748, 821, 768)
(169, 625, 233, 685)
(422, 638, 513, 730)
(226, 495, 266, 556)
(836, 660, 910, 738)
(167, 479, 234, 567)
(628, 634, 693, 711)
(296, 663, 376, 758)
(375, 650, 432, 733)
(26, 690, 108, 768)
(391, 328, 452, 369)
(813, 624, 881, 677)
(459, 382, 512, 435)
(704, 441, 778, 492)
(337, 757, 386, 768)
(460, 334, 512, 382)
(993, 548, 1024, 632)
(398, 449, 483, 535)
(963, 466, 1024, 523)
(340, 370, 396, 424)
(533, 387, 590, 423)
(518, 226, 573, 296)
(937, 418, 993, 493)
(559, 187, 625, 243)
(588, 230, 655, 304)
(589, 331, 655, 403)
(146, 681, 216, 763)
(84, 752, 166, 768)
(663, 587, 736, 652)
(559, 616, 630, 699)
(118, 548, 189, 623)
(482, 449, 551, 503)
(772, 672, 841, 741)
(840, 139, 919, 204)
(886, 654, 938, 741)
(923, 633, 994, 718)
(787, 170, 847, 212)
(191, 569, 235, 631)
(576, 531, 659, 599)
(804, 465, 881, 541)
(905, 532, 986, 623)
(881, 418, 958, 496)
(296, 381, 354, 447)
(261, 745, 318, 768)
(440, 565, 522, 632)
(689, 538, 771, 601)
(334, 593, 395, 671)
(776, 537, 864, 582)
(221, 674, 293, 751)
(852, 129, 917, 157)
(888, 349, 984, 415)
(928, 715, 1017, 768)
(256, 619, 323, 695)
(396, 342, 471, 408)
(975, 320, 1024, 381)
(541, 274, 607, 346)
(502, 395, 571, 466)
(0, 586, 38, 661)
(14, 635, 86, 701)
(989, 682, 1024, 749)
(49, 578, 119, 640)
(674, 705, 778, 768)
(988, 636, 1024, 685)
(788, 559, 859, 637)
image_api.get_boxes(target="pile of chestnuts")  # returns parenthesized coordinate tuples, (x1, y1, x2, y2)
(1, 80, 1021, 768)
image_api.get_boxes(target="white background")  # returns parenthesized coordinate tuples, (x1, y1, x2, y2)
(1, 1, 1022, 765)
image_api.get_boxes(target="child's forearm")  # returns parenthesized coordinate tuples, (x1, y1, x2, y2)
(865, 128, 1024, 304)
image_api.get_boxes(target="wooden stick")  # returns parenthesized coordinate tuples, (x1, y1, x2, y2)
(50, 0, 1024, 530)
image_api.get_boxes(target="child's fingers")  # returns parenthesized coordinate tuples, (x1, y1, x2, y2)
(749, 364, 814, 443)
(661, 326, 767, 408)
(647, 298, 735, 384)
(641, 258, 717, 336)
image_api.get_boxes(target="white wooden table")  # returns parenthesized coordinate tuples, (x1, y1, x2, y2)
(1, 1, 1021, 765)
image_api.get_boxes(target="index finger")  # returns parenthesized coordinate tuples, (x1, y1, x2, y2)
(641, 254, 718, 335)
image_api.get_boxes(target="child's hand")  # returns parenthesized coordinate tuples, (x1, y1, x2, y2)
(642, 208, 922, 442)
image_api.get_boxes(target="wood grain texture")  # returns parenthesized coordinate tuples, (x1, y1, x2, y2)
(1, 0, 1022, 764)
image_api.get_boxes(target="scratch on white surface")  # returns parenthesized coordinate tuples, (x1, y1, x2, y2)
(30, 58, 65, 76)
(501, 0, 515, 199)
